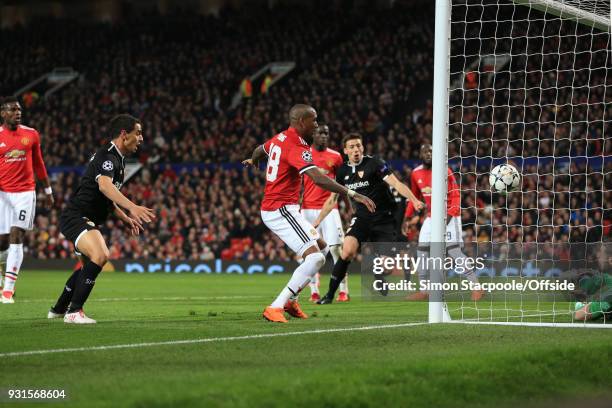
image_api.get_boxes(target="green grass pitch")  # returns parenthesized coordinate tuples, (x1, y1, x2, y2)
(0, 271, 610, 408)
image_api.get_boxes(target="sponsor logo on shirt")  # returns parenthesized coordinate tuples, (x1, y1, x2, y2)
(421, 186, 432, 196)
(346, 180, 370, 190)
(4, 149, 26, 162)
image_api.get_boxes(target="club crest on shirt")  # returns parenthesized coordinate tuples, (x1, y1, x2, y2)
(357, 171, 364, 178)
(20, 137, 30, 146)
(301, 151, 313, 163)
(102, 160, 114, 171)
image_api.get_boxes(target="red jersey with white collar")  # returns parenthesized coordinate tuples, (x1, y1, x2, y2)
(301, 147, 343, 209)
(0, 124, 48, 192)
(404, 165, 460, 218)
(261, 127, 317, 211)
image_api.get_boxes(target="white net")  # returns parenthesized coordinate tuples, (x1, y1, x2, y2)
(447, 0, 611, 325)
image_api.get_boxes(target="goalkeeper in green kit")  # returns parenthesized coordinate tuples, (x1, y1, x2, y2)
(572, 243, 611, 322)
(574, 271, 612, 321)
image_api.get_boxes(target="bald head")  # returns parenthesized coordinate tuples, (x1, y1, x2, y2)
(288, 104, 318, 140)
(289, 104, 315, 123)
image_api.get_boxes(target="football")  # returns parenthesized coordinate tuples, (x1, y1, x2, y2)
(489, 163, 521, 193)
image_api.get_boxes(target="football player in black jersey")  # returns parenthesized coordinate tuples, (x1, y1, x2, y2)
(48, 114, 155, 324)
(313, 133, 424, 304)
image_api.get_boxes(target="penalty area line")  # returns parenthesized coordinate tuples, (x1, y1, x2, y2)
(0, 322, 426, 358)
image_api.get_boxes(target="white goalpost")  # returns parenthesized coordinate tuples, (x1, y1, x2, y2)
(430, 0, 611, 327)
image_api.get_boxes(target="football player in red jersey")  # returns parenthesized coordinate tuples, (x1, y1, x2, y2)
(243, 105, 375, 323)
(300, 125, 350, 302)
(0, 97, 54, 303)
(403, 144, 484, 301)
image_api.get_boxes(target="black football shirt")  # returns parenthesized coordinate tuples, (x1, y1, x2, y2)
(64, 142, 125, 225)
(336, 155, 396, 220)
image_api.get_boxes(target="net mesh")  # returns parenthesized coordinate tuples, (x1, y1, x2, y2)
(447, 0, 611, 324)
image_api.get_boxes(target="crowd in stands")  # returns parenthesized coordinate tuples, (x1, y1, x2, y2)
(6, 2, 435, 167)
(2, 1, 608, 260)
(26, 157, 611, 260)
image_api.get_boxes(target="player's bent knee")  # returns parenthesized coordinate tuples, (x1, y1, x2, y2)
(90, 250, 109, 266)
(316, 238, 327, 250)
(305, 252, 326, 269)
(9, 227, 25, 244)
(302, 244, 320, 258)
(342, 244, 359, 261)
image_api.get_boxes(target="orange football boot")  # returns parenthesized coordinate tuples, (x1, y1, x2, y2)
(263, 306, 288, 323)
(284, 300, 308, 319)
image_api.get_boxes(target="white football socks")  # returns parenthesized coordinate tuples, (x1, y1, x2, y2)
(3, 244, 24, 294)
(271, 252, 326, 308)
(447, 246, 479, 283)
(309, 272, 320, 294)
(0, 249, 7, 288)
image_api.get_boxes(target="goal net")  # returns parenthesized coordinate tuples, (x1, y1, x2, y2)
(443, 0, 611, 326)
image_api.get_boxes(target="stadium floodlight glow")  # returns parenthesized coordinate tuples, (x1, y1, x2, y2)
(430, 0, 611, 327)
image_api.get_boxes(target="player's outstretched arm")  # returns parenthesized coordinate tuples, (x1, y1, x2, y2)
(304, 167, 376, 212)
(384, 174, 424, 211)
(97, 176, 155, 224)
(313, 193, 338, 228)
(242, 145, 267, 167)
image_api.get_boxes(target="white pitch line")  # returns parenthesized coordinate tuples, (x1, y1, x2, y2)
(15, 295, 266, 304)
(0, 322, 426, 358)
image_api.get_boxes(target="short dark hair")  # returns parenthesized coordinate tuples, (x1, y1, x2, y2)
(342, 133, 363, 147)
(0, 96, 19, 111)
(108, 114, 140, 139)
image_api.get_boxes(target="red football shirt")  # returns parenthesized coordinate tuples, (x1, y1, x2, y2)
(301, 147, 343, 210)
(404, 165, 460, 218)
(260, 127, 317, 211)
(0, 124, 48, 192)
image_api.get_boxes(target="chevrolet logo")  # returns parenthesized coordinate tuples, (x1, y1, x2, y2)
(5, 149, 25, 158)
